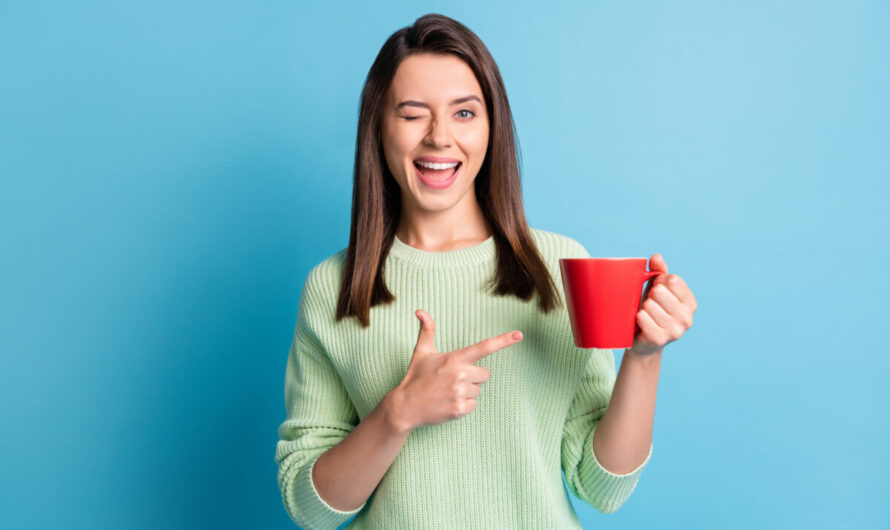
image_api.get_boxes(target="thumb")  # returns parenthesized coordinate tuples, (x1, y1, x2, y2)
(412, 309, 437, 355)
(649, 253, 668, 274)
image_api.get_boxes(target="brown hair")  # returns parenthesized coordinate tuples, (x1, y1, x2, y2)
(336, 13, 562, 327)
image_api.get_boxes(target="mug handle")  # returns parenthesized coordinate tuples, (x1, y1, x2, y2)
(634, 269, 667, 336)
(644, 270, 665, 281)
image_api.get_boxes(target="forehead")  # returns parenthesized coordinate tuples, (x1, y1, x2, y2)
(388, 53, 482, 103)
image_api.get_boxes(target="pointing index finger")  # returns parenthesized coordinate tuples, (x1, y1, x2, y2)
(459, 330, 523, 364)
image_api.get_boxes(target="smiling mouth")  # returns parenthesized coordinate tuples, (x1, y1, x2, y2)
(413, 161, 461, 189)
(413, 161, 461, 181)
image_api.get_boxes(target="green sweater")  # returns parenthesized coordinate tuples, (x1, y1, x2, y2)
(275, 227, 653, 529)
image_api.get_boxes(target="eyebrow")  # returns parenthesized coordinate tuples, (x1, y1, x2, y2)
(395, 95, 482, 110)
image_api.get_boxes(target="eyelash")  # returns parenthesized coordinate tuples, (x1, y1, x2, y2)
(403, 109, 476, 121)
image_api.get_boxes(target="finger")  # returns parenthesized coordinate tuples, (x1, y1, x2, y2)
(650, 253, 668, 274)
(462, 383, 482, 399)
(413, 309, 437, 354)
(641, 256, 674, 311)
(460, 330, 522, 364)
(664, 274, 696, 308)
(640, 274, 660, 311)
(650, 284, 694, 330)
(649, 284, 686, 318)
(464, 365, 491, 384)
(641, 298, 672, 330)
(637, 307, 662, 336)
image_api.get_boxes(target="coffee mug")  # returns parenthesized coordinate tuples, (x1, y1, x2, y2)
(559, 257, 665, 349)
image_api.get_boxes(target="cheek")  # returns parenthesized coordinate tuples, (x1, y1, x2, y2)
(381, 132, 411, 168)
(389, 133, 425, 162)
(464, 126, 489, 156)
(454, 128, 487, 155)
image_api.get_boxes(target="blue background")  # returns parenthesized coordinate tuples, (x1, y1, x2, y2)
(1, 1, 887, 529)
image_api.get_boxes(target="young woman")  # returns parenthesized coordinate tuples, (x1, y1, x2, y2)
(276, 13, 697, 529)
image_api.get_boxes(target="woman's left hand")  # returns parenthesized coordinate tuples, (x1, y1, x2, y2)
(629, 253, 698, 357)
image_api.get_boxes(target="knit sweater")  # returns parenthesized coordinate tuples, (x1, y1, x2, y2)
(275, 227, 653, 529)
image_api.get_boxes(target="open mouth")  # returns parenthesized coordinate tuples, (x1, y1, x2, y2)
(413, 161, 462, 189)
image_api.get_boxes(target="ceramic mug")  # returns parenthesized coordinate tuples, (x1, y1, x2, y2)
(559, 257, 665, 348)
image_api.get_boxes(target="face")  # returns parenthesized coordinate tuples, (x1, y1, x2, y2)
(380, 53, 490, 214)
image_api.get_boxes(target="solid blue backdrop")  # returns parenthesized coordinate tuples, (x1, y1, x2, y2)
(1, 1, 887, 529)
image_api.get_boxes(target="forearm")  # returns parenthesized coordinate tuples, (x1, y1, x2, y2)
(312, 390, 413, 511)
(592, 348, 661, 474)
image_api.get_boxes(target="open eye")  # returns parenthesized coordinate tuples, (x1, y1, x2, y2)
(457, 109, 475, 119)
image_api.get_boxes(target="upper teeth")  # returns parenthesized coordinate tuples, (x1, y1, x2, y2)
(416, 160, 459, 170)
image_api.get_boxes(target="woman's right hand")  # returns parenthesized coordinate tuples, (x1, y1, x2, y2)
(389, 309, 523, 432)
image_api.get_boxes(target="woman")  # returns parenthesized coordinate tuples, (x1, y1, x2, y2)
(276, 13, 697, 529)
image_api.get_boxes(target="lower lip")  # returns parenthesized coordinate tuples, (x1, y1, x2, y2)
(414, 163, 461, 190)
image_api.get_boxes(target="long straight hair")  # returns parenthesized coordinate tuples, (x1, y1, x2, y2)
(336, 13, 562, 327)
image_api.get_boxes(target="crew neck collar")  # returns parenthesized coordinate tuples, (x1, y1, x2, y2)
(389, 233, 496, 268)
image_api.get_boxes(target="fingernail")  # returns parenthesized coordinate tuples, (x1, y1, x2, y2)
(512, 331, 523, 341)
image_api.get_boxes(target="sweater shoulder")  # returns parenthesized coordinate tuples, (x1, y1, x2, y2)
(528, 227, 590, 260)
(301, 247, 347, 306)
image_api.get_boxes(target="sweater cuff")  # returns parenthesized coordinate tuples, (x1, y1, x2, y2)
(292, 453, 366, 527)
(580, 423, 653, 513)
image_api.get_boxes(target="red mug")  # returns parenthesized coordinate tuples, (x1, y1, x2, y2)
(559, 257, 665, 349)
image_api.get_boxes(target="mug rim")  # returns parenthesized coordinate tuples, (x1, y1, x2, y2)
(560, 257, 648, 260)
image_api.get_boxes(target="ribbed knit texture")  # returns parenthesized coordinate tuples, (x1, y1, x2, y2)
(275, 227, 653, 529)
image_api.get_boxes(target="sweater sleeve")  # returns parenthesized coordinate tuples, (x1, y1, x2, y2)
(558, 237, 653, 514)
(560, 348, 653, 514)
(275, 267, 366, 529)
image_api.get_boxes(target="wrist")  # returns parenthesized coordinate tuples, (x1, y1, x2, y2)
(382, 387, 415, 436)
(625, 346, 663, 365)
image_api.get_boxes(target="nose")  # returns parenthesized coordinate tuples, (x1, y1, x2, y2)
(425, 116, 452, 147)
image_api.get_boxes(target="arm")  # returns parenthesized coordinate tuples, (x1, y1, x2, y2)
(592, 348, 660, 474)
(595, 253, 695, 475)
(559, 237, 654, 514)
(275, 267, 413, 528)
(311, 392, 412, 512)
(560, 348, 654, 515)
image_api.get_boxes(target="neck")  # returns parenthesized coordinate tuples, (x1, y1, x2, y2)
(396, 193, 492, 252)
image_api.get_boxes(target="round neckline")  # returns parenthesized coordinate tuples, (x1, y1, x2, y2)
(389, 233, 496, 268)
